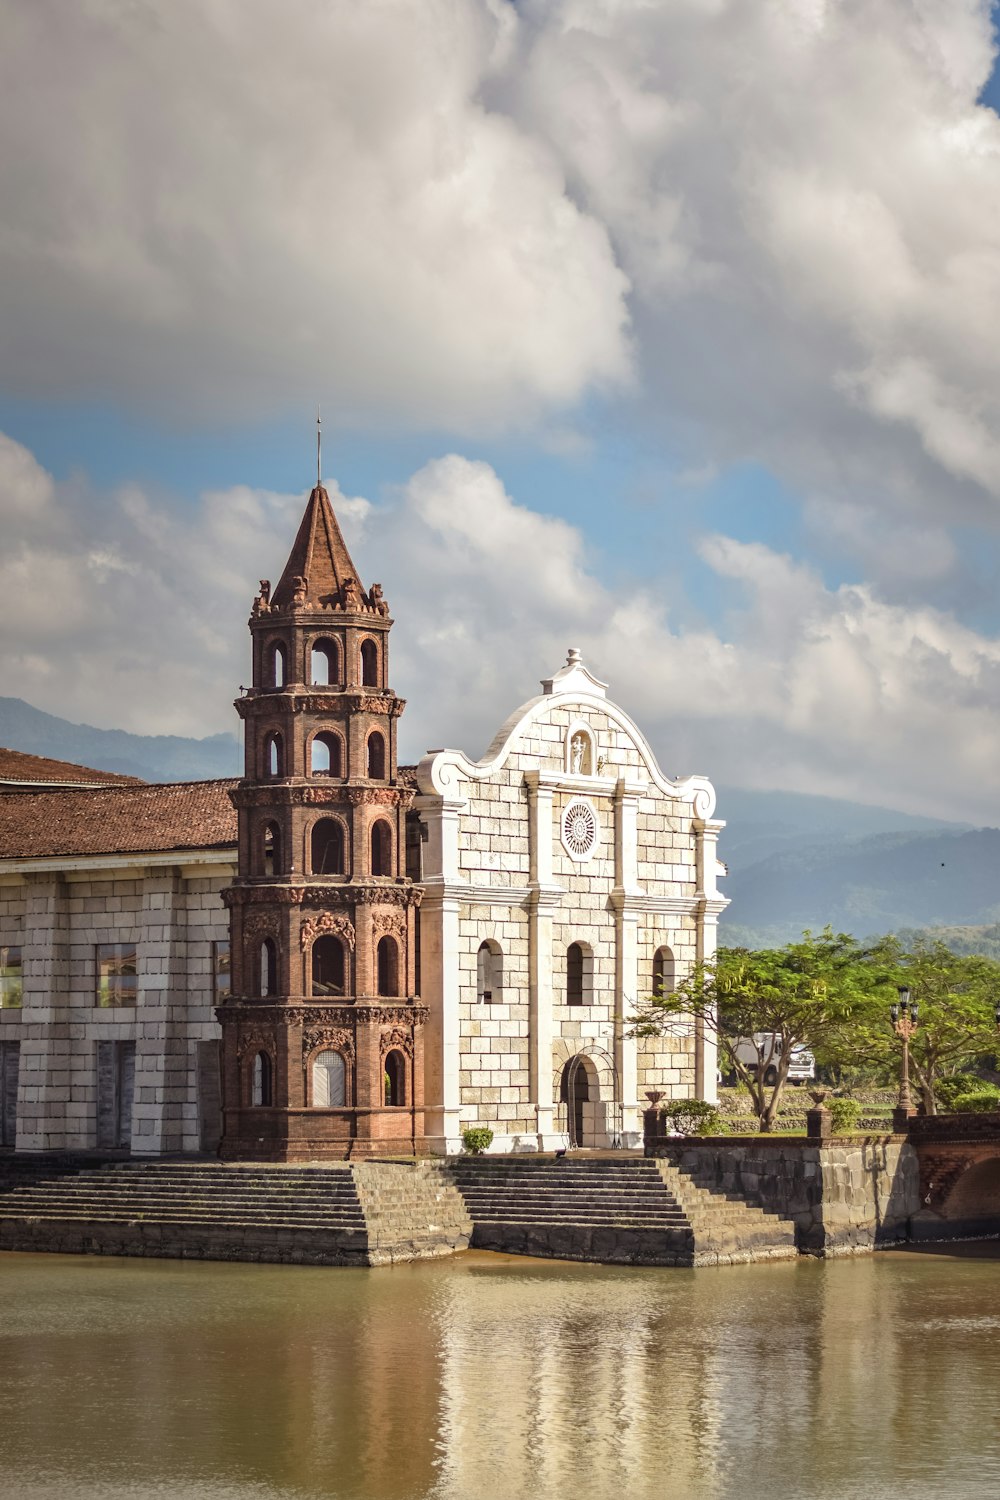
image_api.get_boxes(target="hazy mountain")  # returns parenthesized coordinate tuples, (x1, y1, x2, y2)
(0, 697, 241, 783)
(720, 827, 1000, 946)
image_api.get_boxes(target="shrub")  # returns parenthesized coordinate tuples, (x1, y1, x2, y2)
(950, 1091, 1000, 1114)
(935, 1074, 996, 1111)
(661, 1099, 727, 1137)
(462, 1127, 494, 1155)
(828, 1097, 862, 1134)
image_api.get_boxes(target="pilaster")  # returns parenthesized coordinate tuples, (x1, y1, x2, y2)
(132, 869, 189, 1155)
(16, 874, 71, 1152)
(693, 817, 726, 1104)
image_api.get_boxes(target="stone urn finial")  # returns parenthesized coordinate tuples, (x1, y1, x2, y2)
(645, 1090, 665, 1107)
(808, 1089, 828, 1107)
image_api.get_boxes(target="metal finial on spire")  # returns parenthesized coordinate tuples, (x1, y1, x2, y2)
(316, 406, 322, 488)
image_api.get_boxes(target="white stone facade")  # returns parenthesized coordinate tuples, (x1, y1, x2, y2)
(0, 853, 233, 1154)
(414, 650, 728, 1154)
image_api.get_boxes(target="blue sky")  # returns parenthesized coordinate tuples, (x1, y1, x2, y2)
(2, 0, 1000, 823)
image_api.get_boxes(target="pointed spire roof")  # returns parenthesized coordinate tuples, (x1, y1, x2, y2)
(271, 484, 364, 609)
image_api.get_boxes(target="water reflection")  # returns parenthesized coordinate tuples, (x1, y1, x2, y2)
(1, 1248, 999, 1500)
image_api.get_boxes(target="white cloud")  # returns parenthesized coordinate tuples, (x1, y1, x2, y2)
(5, 432, 996, 823)
(0, 0, 630, 430)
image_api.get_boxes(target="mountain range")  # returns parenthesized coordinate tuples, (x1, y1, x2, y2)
(1, 696, 996, 951)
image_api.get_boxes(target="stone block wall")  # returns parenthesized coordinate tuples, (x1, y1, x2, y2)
(648, 1134, 921, 1255)
(0, 859, 233, 1155)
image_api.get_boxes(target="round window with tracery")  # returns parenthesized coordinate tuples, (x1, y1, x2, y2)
(562, 799, 599, 860)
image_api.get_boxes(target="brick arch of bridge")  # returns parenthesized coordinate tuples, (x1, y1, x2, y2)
(909, 1114, 1000, 1221)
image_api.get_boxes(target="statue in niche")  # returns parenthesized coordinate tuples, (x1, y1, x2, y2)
(570, 732, 591, 775)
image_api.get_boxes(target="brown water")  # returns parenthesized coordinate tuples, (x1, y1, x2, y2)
(1, 1246, 998, 1500)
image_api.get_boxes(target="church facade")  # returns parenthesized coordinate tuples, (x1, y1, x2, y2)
(0, 482, 727, 1158)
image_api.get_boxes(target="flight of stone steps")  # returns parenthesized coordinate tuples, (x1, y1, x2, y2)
(0, 1159, 470, 1266)
(448, 1155, 798, 1266)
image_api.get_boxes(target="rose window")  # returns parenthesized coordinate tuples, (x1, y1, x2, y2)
(562, 799, 598, 860)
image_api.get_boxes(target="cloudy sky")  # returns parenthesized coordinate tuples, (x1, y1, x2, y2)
(2, 0, 1000, 823)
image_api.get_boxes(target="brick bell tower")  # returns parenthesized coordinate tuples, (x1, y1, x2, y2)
(217, 474, 426, 1160)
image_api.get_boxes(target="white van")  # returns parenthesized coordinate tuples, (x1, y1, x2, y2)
(728, 1034, 815, 1086)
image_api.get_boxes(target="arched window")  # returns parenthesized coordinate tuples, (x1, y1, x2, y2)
(311, 731, 344, 778)
(377, 936, 399, 997)
(264, 732, 283, 779)
(384, 1049, 406, 1106)
(263, 822, 281, 877)
(267, 641, 287, 689)
(477, 940, 502, 1004)
(566, 942, 593, 1007)
(259, 938, 277, 998)
(367, 731, 386, 780)
(310, 818, 345, 876)
(360, 639, 379, 687)
(251, 1051, 273, 1107)
(312, 935, 346, 998)
(370, 820, 392, 876)
(312, 1050, 347, 1108)
(653, 946, 675, 1001)
(310, 638, 339, 686)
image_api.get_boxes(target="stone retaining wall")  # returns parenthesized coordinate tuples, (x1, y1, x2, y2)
(648, 1136, 921, 1255)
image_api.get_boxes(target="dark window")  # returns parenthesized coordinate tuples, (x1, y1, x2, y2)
(477, 941, 501, 1004)
(653, 947, 675, 1000)
(384, 1049, 406, 1106)
(310, 638, 339, 686)
(251, 1051, 273, 1107)
(371, 820, 392, 876)
(96, 944, 137, 1008)
(312, 936, 346, 997)
(212, 941, 231, 1001)
(0, 946, 22, 1010)
(263, 821, 281, 876)
(311, 731, 343, 777)
(268, 641, 287, 688)
(377, 936, 399, 997)
(361, 639, 379, 687)
(260, 938, 277, 998)
(566, 943, 584, 1007)
(311, 818, 345, 875)
(367, 731, 386, 779)
(264, 733, 283, 778)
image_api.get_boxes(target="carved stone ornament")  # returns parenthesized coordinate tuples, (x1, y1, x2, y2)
(228, 886, 306, 907)
(345, 694, 405, 718)
(372, 910, 405, 939)
(236, 1027, 275, 1060)
(243, 911, 277, 946)
(347, 786, 412, 808)
(381, 1026, 414, 1058)
(303, 1026, 355, 1060)
(302, 785, 348, 805)
(300, 911, 356, 951)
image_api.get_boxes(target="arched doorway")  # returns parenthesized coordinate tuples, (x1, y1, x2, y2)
(560, 1054, 599, 1148)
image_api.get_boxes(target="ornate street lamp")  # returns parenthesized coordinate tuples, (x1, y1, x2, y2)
(890, 985, 919, 1133)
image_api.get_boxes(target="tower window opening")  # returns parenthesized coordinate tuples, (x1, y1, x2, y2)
(367, 730, 386, 780)
(566, 943, 585, 1006)
(310, 638, 340, 686)
(370, 820, 392, 877)
(312, 935, 346, 998)
(267, 642, 287, 689)
(311, 731, 344, 778)
(360, 639, 379, 687)
(312, 1049, 347, 1108)
(251, 1051, 273, 1108)
(263, 822, 281, 877)
(259, 938, 278, 998)
(310, 818, 346, 875)
(384, 1049, 406, 1106)
(377, 935, 399, 997)
(264, 733, 283, 779)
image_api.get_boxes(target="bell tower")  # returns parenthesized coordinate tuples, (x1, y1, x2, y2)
(217, 479, 426, 1159)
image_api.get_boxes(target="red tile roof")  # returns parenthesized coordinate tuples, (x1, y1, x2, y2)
(0, 747, 143, 788)
(0, 779, 239, 861)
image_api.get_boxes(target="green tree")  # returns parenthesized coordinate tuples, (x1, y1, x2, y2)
(630, 930, 871, 1133)
(848, 938, 1000, 1114)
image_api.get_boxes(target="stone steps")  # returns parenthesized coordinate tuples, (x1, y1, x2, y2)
(447, 1156, 798, 1267)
